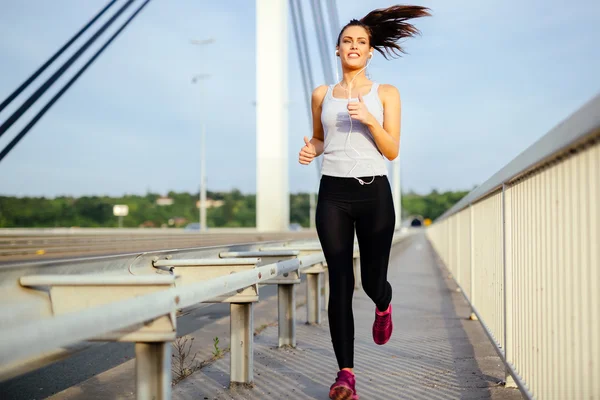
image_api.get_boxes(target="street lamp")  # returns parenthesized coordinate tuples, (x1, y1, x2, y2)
(191, 73, 210, 233)
(190, 38, 214, 233)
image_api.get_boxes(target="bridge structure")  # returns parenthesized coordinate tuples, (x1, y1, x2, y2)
(0, 1, 598, 399)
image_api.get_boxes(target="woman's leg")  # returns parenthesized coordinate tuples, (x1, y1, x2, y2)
(354, 177, 395, 312)
(316, 196, 356, 370)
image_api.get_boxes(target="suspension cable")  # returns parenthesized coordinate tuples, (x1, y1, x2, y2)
(0, 0, 136, 140)
(0, 0, 153, 163)
(0, 0, 118, 114)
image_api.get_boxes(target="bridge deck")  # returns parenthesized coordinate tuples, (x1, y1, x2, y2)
(173, 233, 523, 400)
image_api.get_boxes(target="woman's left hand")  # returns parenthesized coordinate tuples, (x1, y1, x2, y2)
(347, 93, 373, 124)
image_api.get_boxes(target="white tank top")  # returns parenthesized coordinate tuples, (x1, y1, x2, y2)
(320, 82, 388, 178)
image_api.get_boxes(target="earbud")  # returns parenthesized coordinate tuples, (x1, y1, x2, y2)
(335, 50, 339, 56)
(369, 51, 373, 58)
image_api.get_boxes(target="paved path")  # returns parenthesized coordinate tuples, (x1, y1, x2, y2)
(173, 233, 523, 400)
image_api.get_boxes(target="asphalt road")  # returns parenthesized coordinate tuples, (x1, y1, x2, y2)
(0, 231, 317, 263)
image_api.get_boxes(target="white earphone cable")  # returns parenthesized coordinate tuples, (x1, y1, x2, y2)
(334, 51, 376, 185)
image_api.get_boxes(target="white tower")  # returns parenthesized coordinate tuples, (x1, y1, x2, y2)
(256, 0, 289, 231)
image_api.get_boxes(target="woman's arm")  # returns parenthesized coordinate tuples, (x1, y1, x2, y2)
(348, 84, 401, 160)
(309, 85, 328, 156)
(299, 85, 328, 165)
(366, 84, 401, 160)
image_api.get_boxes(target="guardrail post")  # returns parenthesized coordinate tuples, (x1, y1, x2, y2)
(270, 269, 301, 348)
(258, 246, 330, 333)
(153, 256, 265, 386)
(353, 256, 361, 290)
(135, 342, 172, 400)
(231, 250, 302, 348)
(18, 275, 178, 399)
(303, 263, 325, 324)
(307, 273, 321, 324)
(214, 250, 303, 378)
(230, 303, 254, 385)
(277, 283, 296, 347)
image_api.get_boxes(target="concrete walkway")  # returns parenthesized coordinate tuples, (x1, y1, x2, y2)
(173, 233, 523, 400)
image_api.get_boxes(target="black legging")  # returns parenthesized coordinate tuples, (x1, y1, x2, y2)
(316, 175, 395, 369)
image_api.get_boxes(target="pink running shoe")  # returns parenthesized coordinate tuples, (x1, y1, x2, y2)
(373, 304, 393, 345)
(329, 370, 359, 400)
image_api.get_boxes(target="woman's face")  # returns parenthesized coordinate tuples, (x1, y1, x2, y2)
(337, 25, 373, 68)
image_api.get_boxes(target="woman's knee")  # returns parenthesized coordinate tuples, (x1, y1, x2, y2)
(362, 279, 391, 305)
(361, 280, 379, 301)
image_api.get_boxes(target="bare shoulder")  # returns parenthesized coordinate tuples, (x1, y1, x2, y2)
(378, 83, 400, 98)
(311, 85, 329, 105)
(377, 83, 401, 108)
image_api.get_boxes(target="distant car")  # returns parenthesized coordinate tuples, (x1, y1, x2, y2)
(289, 223, 302, 231)
(185, 223, 201, 231)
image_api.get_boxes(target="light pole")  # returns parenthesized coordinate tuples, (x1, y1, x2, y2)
(191, 73, 210, 232)
(191, 37, 214, 232)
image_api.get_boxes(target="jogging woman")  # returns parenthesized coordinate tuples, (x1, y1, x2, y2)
(298, 5, 430, 399)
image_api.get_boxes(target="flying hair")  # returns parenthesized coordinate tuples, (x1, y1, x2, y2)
(336, 5, 431, 60)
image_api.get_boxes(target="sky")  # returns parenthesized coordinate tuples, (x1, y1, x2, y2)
(0, 0, 599, 197)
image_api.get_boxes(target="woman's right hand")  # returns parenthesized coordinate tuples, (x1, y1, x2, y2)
(299, 136, 317, 165)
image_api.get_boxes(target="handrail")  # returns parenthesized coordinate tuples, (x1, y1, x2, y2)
(437, 92, 600, 221)
(427, 93, 600, 399)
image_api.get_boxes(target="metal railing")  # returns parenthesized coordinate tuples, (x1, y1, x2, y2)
(427, 93, 600, 399)
(0, 231, 408, 399)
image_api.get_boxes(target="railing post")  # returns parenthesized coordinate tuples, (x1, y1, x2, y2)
(353, 256, 361, 290)
(469, 204, 478, 321)
(230, 303, 254, 385)
(456, 217, 461, 288)
(135, 342, 172, 400)
(503, 183, 517, 387)
(307, 272, 321, 324)
(18, 275, 178, 399)
(448, 219, 454, 277)
(446, 218, 450, 265)
(277, 283, 296, 347)
(303, 262, 325, 324)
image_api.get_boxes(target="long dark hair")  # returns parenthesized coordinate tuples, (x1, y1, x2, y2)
(336, 5, 431, 59)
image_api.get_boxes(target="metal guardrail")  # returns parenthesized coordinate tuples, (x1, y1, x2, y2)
(427, 93, 600, 399)
(0, 231, 409, 399)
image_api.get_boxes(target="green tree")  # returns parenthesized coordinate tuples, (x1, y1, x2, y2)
(402, 189, 469, 221)
(290, 193, 310, 227)
(0, 188, 470, 228)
